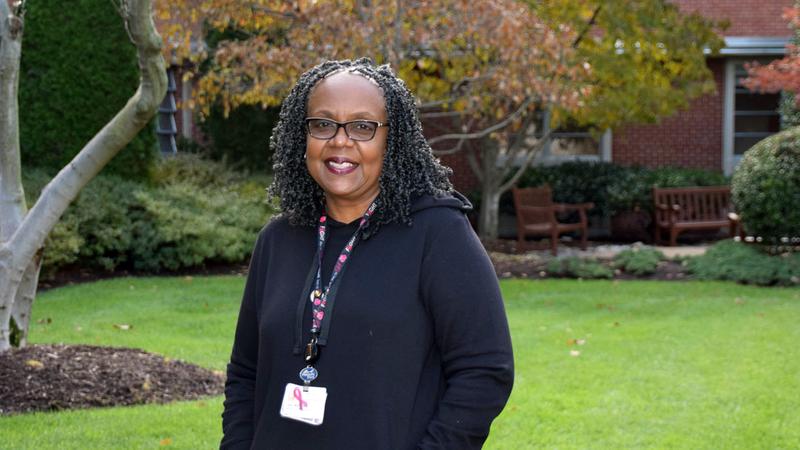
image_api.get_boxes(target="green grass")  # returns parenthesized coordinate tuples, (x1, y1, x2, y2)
(2, 277, 799, 449)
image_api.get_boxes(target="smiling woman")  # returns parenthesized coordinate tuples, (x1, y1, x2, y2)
(221, 58, 514, 450)
(304, 71, 388, 222)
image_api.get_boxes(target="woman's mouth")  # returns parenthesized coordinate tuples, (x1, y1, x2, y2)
(325, 157, 358, 175)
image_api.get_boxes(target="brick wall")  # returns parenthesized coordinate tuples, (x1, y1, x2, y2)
(612, 59, 726, 171)
(421, 117, 483, 193)
(671, 0, 794, 36)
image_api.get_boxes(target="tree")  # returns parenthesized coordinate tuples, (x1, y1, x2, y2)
(743, 6, 800, 103)
(159, 0, 587, 238)
(158, 0, 723, 238)
(532, 0, 724, 129)
(0, 0, 167, 351)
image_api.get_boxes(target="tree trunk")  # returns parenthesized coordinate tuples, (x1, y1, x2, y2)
(0, 1, 27, 352)
(477, 144, 501, 239)
(478, 188, 501, 240)
(0, 0, 167, 351)
(10, 257, 41, 347)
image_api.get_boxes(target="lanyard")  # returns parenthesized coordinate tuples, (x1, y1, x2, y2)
(300, 200, 377, 387)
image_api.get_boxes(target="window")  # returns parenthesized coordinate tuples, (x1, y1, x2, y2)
(724, 58, 782, 175)
(539, 112, 611, 163)
(157, 68, 178, 155)
(733, 62, 780, 156)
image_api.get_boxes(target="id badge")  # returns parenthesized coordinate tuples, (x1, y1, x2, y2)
(279, 383, 327, 426)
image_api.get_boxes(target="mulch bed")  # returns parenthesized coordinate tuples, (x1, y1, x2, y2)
(0, 344, 224, 416)
(483, 239, 693, 281)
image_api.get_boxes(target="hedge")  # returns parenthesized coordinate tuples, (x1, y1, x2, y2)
(20, 0, 156, 180)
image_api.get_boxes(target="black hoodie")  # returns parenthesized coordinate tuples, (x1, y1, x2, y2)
(221, 192, 514, 450)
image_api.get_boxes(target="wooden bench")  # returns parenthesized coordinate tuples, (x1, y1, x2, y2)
(512, 186, 594, 255)
(652, 186, 740, 246)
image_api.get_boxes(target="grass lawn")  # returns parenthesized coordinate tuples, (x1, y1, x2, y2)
(1, 277, 798, 449)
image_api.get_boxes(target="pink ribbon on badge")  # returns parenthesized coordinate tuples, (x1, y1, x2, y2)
(293, 387, 308, 410)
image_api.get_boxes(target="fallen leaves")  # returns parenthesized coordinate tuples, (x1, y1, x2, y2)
(25, 359, 44, 369)
(567, 336, 588, 357)
(113, 324, 132, 331)
(159, 437, 173, 446)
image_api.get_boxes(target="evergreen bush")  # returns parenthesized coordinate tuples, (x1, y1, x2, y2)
(23, 156, 274, 275)
(545, 257, 614, 279)
(613, 246, 664, 275)
(19, 0, 156, 180)
(687, 240, 800, 286)
(731, 127, 800, 242)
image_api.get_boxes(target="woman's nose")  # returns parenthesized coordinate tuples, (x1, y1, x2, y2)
(331, 125, 352, 146)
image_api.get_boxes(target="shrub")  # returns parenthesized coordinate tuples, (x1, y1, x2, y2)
(546, 257, 614, 279)
(129, 180, 269, 272)
(613, 247, 664, 275)
(19, 0, 156, 180)
(731, 127, 800, 242)
(687, 240, 800, 286)
(23, 156, 274, 274)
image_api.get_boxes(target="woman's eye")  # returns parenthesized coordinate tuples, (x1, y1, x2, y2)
(354, 122, 374, 131)
(315, 120, 335, 128)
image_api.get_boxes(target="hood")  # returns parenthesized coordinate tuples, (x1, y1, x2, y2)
(410, 190, 473, 214)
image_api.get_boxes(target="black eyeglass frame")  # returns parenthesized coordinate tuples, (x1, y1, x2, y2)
(305, 117, 388, 142)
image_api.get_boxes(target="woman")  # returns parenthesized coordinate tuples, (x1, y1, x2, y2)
(221, 58, 513, 450)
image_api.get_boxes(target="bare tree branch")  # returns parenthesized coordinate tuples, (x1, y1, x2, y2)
(431, 137, 467, 155)
(419, 110, 469, 119)
(427, 97, 533, 145)
(248, 3, 298, 19)
(498, 129, 553, 193)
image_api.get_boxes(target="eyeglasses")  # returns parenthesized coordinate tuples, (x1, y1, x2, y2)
(305, 117, 388, 141)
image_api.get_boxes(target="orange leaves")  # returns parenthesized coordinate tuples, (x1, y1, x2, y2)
(159, 0, 586, 122)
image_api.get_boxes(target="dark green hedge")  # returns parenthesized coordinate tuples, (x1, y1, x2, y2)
(199, 104, 279, 173)
(20, 0, 156, 180)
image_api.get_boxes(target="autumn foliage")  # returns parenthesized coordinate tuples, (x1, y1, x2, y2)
(155, 0, 588, 124)
(743, 6, 800, 96)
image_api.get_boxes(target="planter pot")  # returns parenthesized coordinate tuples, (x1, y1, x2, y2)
(611, 210, 651, 243)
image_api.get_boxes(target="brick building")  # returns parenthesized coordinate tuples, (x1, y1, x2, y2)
(616, 0, 793, 176)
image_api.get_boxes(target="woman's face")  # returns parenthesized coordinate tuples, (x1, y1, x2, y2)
(305, 72, 387, 211)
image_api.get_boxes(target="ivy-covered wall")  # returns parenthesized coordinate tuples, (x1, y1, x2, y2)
(20, 0, 157, 180)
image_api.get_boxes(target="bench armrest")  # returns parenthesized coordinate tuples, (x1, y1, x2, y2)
(655, 203, 681, 212)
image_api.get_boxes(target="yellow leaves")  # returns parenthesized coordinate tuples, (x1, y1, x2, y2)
(159, 437, 173, 446)
(25, 359, 44, 369)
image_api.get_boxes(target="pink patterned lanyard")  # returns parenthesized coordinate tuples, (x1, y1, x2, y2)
(309, 201, 378, 333)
